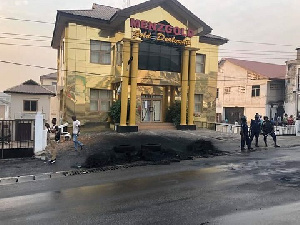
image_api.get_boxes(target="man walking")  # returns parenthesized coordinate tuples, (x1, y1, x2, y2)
(250, 114, 261, 147)
(262, 116, 280, 148)
(72, 115, 84, 151)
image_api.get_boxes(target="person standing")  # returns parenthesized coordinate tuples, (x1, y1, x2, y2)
(262, 116, 280, 148)
(45, 118, 59, 164)
(240, 116, 252, 151)
(250, 114, 261, 147)
(72, 115, 84, 151)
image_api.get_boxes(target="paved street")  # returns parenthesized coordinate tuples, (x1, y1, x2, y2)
(1, 130, 300, 224)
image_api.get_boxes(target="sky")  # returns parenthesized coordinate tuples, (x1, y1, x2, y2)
(0, 0, 299, 92)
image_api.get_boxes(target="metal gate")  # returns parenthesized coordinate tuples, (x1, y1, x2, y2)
(0, 120, 35, 159)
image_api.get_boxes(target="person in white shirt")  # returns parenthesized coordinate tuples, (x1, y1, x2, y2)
(72, 115, 84, 151)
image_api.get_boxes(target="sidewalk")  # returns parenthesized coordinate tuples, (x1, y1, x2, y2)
(0, 129, 298, 179)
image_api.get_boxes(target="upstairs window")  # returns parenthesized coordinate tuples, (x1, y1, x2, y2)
(224, 87, 231, 94)
(194, 94, 203, 113)
(90, 40, 111, 65)
(196, 54, 205, 73)
(251, 85, 260, 97)
(90, 89, 112, 112)
(24, 100, 37, 112)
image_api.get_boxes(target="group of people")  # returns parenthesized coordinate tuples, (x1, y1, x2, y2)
(45, 115, 84, 164)
(240, 113, 280, 151)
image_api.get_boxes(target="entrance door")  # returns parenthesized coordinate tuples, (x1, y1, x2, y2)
(141, 95, 162, 122)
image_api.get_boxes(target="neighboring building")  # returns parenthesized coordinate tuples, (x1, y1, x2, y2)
(0, 93, 10, 120)
(4, 80, 56, 122)
(40, 72, 60, 123)
(51, 0, 227, 131)
(284, 48, 300, 117)
(217, 58, 286, 123)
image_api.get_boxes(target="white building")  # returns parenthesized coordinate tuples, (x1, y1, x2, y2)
(284, 48, 300, 117)
(4, 80, 56, 122)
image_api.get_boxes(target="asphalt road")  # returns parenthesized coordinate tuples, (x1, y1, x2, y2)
(1, 143, 300, 225)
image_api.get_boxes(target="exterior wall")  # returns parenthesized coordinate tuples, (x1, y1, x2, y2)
(285, 60, 300, 117)
(10, 94, 51, 122)
(59, 6, 220, 125)
(217, 61, 269, 123)
(40, 78, 56, 86)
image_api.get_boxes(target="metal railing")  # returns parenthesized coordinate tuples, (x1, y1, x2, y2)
(0, 119, 35, 159)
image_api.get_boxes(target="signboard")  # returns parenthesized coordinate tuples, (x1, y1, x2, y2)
(130, 18, 193, 46)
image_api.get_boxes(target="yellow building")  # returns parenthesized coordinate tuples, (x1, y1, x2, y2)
(51, 0, 227, 132)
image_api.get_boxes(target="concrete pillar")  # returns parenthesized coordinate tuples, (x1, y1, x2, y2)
(188, 50, 197, 125)
(129, 41, 139, 126)
(120, 40, 131, 126)
(34, 112, 44, 153)
(180, 48, 189, 125)
(163, 86, 169, 122)
(170, 86, 175, 107)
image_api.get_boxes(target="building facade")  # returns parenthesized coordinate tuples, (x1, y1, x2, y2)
(0, 93, 10, 120)
(51, 0, 227, 131)
(284, 48, 300, 117)
(4, 80, 56, 122)
(217, 58, 285, 123)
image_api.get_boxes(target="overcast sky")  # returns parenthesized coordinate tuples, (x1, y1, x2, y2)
(0, 0, 299, 91)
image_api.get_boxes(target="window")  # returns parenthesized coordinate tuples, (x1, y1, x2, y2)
(52, 82, 57, 86)
(90, 40, 111, 64)
(224, 87, 231, 94)
(194, 94, 203, 113)
(90, 89, 112, 112)
(23, 100, 37, 112)
(216, 88, 219, 99)
(251, 85, 260, 97)
(238, 86, 246, 93)
(138, 42, 181, 72)
(116, 42, 123, 66)
(196, 54, 205, 73)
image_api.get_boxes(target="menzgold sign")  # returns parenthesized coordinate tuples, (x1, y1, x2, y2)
(130, 18, 192, 46)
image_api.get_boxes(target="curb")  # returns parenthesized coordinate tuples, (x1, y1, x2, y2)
(0, 160, 178, 185)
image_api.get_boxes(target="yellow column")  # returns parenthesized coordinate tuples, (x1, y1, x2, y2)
(129, 41, 139, 126)
(170, 86, 175, 107)
(180, 48, 189, 125)
(188, 50, 197, 125)
(162, 86, 169, 122)
(120, 40, 131, 126)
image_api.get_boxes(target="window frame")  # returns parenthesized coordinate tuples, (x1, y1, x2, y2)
(196, 54, 206, 73)
(194, 94, 203, 114)
(23, 100, 38, 112)
(251, 85, 260, 97)
(116, 42, 123, 66)
(90, 40, 111, 65)
(90, 89, 112, 112)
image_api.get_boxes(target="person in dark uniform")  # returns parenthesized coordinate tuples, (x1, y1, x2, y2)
(262, 116, 280, 148)
(240, 116, 252, 151)
(250, 114, 261, 147)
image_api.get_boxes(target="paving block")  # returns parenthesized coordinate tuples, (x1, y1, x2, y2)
(34, 173, 51, 181)
(17, 175, 35, 183)
(0, 177, 18, 185)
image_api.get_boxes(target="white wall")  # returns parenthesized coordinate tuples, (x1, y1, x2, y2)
(10, 94, 51, 122)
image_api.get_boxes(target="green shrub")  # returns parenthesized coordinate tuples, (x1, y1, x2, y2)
(109, 100, 130, 123)
(166, 101, 181, 126)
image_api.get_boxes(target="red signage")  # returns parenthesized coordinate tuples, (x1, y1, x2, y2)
(130, 18, 194, 38)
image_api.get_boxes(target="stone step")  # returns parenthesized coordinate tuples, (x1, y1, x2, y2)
(137, 123, 176, 131)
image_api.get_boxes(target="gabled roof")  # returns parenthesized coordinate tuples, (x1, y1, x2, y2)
(4, 79, 56, 96)
(52, 0, 218, 49)
(222, 58, 286, 80)
(40, 72, 57, 80)
(59, 4, 120, 21)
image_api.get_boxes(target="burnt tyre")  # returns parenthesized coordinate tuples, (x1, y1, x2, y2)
(141, 143, 162, 152)
(114, 145, 135, 153)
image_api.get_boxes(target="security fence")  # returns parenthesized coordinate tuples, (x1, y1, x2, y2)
(0, 119, 35, 159)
